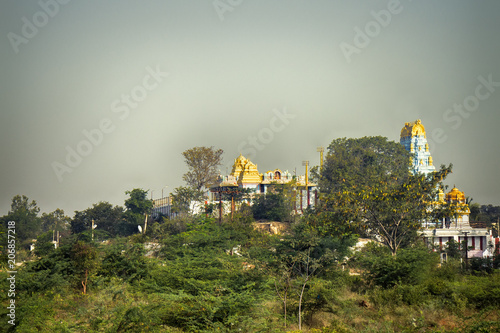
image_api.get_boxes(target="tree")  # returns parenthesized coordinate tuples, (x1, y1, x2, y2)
(359, 166, 453, 255)
(251, 182, 296, 222)
(70, 240, 98, 294)
(123, 189, 153, 235)
(315, 136, 454, 256)
(274, 259, 294, 329)
(125, 189, 153, 215)
(170, 186, 204, 216)
(445, 239, 462, 260)
(1, 195, 41, 245)
(40, 209, 70, 233)
(34, 231, 56, 257)
(252, 188, 289, 222)
(357, 243, 439, 288)
(320, 137, 411, 194)
(182, 146, 223, 191)
(71, 202, 124, 238)
(273, 223, 353, 330)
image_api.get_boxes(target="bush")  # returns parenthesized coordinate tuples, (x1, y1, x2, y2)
(459, 273, 500, 309)
(359, 244, 439, 288)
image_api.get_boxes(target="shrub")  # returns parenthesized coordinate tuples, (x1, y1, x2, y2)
(359, 244, 439, 288)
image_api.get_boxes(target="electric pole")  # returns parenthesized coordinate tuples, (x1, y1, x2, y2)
(302, 160, 309, 208)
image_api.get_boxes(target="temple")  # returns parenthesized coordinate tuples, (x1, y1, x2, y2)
(401, 120, 495, 259)
(400, 119, 436, 175)
(211, 154, 317, 212)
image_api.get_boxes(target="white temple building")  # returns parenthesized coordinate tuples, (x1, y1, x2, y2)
(400, 120, 495, 259)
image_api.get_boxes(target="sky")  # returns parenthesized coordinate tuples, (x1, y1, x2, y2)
(1, 0, 499, 217)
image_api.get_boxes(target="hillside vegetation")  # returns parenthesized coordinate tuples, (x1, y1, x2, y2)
(1, 213, 499, 332)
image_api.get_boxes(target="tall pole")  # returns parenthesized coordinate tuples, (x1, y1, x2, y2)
(317, 147, 324, 169)
(91, 219, 95, 241)
(316, 147, 324, 207)
(300, 189, 303, 212)
(231, 194, 234, 222)
(219, 190, 222, 225)
(302, 161, 309, 208)
(463, 231, 469, 268)
(162, 186, 168, 217)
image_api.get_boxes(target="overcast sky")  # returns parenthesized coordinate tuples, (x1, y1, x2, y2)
(1, 0, 499, 217)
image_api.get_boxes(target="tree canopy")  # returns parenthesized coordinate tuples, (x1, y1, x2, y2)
(171, 186, 204, 215)
(70, 202, 124, 237)
(123, 189, 153, 235)
(311, 136, 453, 255)
(1, 195, 41, 244)
(182, 146, 223, 191)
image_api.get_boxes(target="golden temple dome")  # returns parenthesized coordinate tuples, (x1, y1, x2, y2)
(446, 186, 466, 203)
(230, 154, 262, 184)
(400, 119, 426, 139)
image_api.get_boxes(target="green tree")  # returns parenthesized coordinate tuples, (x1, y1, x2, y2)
(1, 195, 41, 245)
(182, 146, 223, 191)
(123, 189, 153, 235)
(252, 183, 296, 222)
(316, 136, 454, 256)
(469, 203, 481, 221)
(445, 239, 462, 259)
(71, 240, 98, 294)
(91, 202, 124, 237)
(71, 202, 124, 237)
(252, 190, 288, 222)
(40, 208, 70, 233)
(273, 223, 354, 330)
(34, 231, 56, 257)
(360, 166, 453, 255)
(171, 186, 204, 216)
(357, 243, 439, 288)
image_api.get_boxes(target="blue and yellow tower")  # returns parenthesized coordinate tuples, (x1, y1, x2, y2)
(400, 119, 436, 175)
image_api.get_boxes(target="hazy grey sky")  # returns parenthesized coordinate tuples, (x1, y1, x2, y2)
(1, 0, 499, 216)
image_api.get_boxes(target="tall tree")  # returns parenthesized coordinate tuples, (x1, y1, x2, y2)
(1, 195, 41, 244)
(319, 136, 411, 194)
(123, 189, 153, 235)
(182, 146, 223, 191)
(171, 186, 204, 216)
(71, 240, 98, 294)
(41, 209, 71, 233)
(273, 223, 354, 330)
(314, 136, 454, 256)
(70, 202, 124, 237)
(358, 166, 452, 255)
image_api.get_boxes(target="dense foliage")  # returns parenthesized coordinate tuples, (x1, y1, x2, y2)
(314, 136, 454, 255)
(1, 141, 499, 332)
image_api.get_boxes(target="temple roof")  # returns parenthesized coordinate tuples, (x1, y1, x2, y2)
(231, 154, 262, 184)
(400, 119, 426, 139)
(446, 186, 466, 203)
